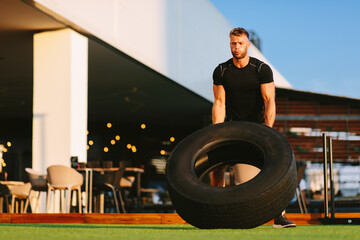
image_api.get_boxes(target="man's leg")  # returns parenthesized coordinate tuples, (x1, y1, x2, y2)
(211, 167, 226, 187)
(232, 164, 296, 228)
(233, 164, 260, 185)
(273, 212, 296, 228)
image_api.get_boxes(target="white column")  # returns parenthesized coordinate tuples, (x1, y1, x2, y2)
(33, 29, 88, 212)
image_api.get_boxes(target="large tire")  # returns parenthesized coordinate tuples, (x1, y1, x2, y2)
(166, 121, 296, 229)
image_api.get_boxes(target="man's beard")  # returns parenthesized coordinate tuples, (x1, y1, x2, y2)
(232, 50, 247, 60)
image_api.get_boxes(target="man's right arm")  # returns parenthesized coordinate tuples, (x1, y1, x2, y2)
(212, 84, 226, 124)
(211, 84, 227, 187)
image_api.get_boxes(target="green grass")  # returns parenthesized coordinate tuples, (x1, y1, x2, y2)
(0, 224, 359, 240)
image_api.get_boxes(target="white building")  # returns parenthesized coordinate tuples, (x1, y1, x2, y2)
(0, 0, 292, 173)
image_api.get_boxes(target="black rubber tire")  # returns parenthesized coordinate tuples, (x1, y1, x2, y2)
(166, 121, 296, 229)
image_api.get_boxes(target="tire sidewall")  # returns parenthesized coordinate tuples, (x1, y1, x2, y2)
(166, 121, 295, 206)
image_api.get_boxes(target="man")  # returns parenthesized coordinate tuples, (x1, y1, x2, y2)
(212, 27, 296, 228)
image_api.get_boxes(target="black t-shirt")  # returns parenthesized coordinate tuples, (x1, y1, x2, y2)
(213, 57, 274, 123)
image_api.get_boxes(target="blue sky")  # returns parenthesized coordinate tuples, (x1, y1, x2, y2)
(209, 0, 360, 99)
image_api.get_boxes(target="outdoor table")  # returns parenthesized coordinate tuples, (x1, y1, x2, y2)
(0, 180, 25, 190)
(78, 167, 144, 213)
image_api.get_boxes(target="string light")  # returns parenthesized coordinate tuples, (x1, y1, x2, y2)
(89, 140, 94, 146)
(107, 123, 112, 128)
(110, 140, 116, 145)
(3, 148, 8, 153)
(87, 145, 90, 150)
(131, 146, 137, 153)
(170, 137, 175, 142)
(87, 130, 89, 135)
(104, 147, 109, 153)
(115, 135, 120, 141)
(160, 150, 166, 155)
(127, 144, 132, 149)
(7, 142, 11, 147)
(140, 123, 146, 129)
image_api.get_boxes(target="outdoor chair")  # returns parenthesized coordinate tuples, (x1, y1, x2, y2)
(0, 183, 10, 212)
(295, 165, 308, 213)
(93, 168, 126, 213)
(25, 168, 48, 213)
(119, 175, 135, 207)
(46, 165, 83, 213)
(10, 182, 31, 213)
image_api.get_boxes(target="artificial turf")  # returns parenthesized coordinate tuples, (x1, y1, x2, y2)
(0, 224, 359, 240)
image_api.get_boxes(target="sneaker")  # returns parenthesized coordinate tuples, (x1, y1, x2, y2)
(273, 215, 296, 228)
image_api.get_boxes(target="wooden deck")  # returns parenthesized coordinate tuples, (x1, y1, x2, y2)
(1, 213, 360, 225)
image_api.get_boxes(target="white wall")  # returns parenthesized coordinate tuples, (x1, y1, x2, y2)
(33, 0, 292, 102)
(33, 28, 88, 173)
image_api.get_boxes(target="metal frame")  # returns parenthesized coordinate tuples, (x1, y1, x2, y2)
(319, 133, 360, 225)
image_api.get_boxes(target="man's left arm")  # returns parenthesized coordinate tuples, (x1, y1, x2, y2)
(261, 82, 276, 127)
